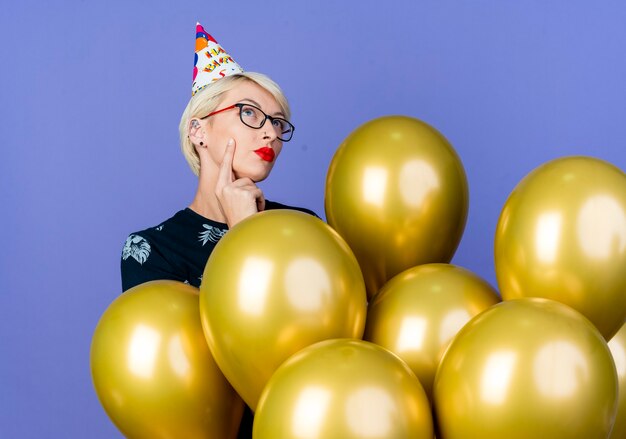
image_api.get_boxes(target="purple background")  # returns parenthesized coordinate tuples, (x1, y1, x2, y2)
(2, 1, 626, 437)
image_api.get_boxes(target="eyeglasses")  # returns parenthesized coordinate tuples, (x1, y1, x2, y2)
(201, 103, 295, 142)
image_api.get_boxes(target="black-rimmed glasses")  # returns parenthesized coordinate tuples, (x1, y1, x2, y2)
(201, 103, 295, 142)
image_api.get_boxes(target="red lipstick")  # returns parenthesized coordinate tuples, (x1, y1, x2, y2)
(254, 147, 275, 162)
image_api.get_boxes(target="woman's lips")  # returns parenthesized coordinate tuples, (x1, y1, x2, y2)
(254, 147, 275, 162)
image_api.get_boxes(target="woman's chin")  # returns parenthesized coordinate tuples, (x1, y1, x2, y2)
(234, 165, 273, 183)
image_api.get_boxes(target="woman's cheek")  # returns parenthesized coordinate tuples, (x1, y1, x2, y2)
(273, 142, 283, 159)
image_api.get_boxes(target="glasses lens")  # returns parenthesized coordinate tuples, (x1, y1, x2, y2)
(239, 104, 264, 128)
(272, 118, 293, 141)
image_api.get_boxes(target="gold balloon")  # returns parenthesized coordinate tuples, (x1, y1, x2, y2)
(90, 280, 244, 439)
(364, 263, 500, 400)
(495, 156, 626, 340)
(325, 116, 469, 298)
(199, 210, 367, 411)
(434, 298, 618, 439)
(608, 322, 626, 439)
(253, 339, 433, 439)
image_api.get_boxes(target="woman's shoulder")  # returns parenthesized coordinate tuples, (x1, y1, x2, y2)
(264, 200, 320, 219)
(125, 209, 187, 237)
(120, 208, 228, 292)
(122, 209, 187, 249)
(123, 208, 227, 245)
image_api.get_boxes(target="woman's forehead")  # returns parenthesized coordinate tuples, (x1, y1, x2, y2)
(222, 81, 281, 113)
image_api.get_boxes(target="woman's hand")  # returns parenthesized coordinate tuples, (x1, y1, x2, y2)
(215, 139, 265, 228)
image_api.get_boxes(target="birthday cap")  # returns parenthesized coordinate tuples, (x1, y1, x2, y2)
(192, 22, 244, 96)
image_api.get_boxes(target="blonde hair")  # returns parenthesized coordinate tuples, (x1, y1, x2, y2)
(179, 72, 291, 176)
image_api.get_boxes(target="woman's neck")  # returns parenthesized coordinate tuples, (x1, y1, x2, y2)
(188, 168, 227, 223)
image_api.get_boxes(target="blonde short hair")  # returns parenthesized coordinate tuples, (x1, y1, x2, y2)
(179, 72, 291, 176)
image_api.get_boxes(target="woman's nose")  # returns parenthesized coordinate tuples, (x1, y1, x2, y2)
(261, 125, 278, 141)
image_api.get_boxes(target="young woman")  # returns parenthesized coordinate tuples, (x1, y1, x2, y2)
(122, 25, 315, 292)
(120, 25, 315, 438)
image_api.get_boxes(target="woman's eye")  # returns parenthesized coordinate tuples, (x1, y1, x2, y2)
(241, 109, 255, 118)
(272, 119, 283, 129)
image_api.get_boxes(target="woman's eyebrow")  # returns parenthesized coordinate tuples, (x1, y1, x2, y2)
(239, 98, 286, 118)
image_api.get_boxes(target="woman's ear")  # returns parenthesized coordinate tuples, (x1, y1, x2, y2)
(188, 119, 206, 147)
